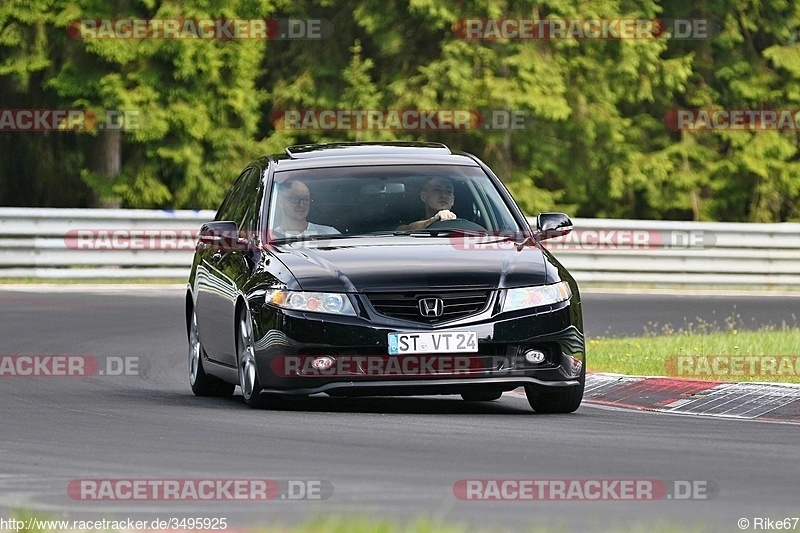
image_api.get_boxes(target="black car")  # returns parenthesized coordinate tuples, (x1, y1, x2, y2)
(186, 142, 585, 412)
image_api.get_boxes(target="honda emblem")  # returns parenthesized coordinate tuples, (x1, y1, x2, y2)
(418, 298, 444, 318)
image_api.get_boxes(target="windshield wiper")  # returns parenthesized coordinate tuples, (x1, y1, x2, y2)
(271, 233, 358, 243)
(274, 233, 417, 244)
(273, 229, 493, 243)
(370, 229, 486, 237)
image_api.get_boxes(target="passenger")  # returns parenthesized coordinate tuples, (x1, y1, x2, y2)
(273, 181, 340, 237)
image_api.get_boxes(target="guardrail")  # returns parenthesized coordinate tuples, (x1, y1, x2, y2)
(540, 218, 800, 288)
(0, 208, 215, 279)
(1, 208, 799, 288)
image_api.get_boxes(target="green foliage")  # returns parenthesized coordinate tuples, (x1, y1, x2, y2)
(1, 0, 268, 208)
(1, 0, 799, 219)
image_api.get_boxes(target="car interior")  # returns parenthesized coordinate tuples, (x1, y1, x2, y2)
(267, 173, 515, 237)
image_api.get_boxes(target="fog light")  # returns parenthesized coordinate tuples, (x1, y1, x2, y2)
(312, 356, 335, 370)
(524, 349, 546, 364)
(569, 356, 583, 377)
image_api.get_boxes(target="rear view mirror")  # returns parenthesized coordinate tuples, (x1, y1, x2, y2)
(361, 183, 406, 195)
(535, 213, 573, 241)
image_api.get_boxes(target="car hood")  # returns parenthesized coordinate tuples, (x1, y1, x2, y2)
(269, 236, 548, 292)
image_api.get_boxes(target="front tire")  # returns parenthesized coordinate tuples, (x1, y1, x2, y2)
(525, 369, 584, 414)
(237, 306, 267, 408)
(188, 307, 235, 397)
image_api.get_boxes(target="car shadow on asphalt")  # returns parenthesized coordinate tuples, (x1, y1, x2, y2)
(106, 387, 585, 415)
(195, 392, 581, 415)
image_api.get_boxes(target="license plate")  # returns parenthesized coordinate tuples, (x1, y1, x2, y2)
(388, 331, 478, 355)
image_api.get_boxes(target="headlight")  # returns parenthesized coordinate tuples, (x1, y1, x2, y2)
(502, 282, 572, 313)
(266, 289, 357, 316)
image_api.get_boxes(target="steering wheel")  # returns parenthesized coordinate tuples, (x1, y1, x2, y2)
(426, 218, 487, 231)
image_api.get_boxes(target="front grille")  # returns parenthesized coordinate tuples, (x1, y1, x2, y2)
(366, 290, 491, 323)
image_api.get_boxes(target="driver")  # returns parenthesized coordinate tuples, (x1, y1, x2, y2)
(397, 177, 457, 230)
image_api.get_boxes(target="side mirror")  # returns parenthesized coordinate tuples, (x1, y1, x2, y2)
(535, 213, 573, 241)
(197, 221, 248, 252)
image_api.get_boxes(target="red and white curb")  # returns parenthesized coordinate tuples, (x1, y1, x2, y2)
(510, 373, 800, 422)
(582, 373, 800, 422)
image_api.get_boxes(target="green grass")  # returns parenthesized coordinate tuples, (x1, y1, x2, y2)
(590, 323, 800, 382)
(284, 516, 473, 533)
(279, 517, 704, 533)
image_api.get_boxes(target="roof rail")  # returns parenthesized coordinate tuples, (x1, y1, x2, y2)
(285, 141, 451, 159)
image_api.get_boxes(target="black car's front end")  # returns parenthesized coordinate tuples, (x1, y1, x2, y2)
(246, 238, 584, 400)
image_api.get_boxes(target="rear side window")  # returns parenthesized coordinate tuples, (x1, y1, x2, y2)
(216, 168, 255, 226)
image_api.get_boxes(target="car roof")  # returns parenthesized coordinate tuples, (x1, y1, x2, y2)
(260, 142, 482, 171)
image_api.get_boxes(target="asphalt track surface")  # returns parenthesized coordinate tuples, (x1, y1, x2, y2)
(1, 288, 798, 532)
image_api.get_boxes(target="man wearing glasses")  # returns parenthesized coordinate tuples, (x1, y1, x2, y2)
(396, 177, 458, 231)
(274, 180, 340, 238)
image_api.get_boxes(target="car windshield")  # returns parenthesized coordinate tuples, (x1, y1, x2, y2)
(266, 165, 523, 241)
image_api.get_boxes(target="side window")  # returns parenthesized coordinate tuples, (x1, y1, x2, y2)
(241, 171, 265, 238)
(215, 168, 253, 222)
(227, 168, 260, 232)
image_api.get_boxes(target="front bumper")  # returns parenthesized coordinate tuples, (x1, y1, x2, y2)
(250, 298, 585, 395)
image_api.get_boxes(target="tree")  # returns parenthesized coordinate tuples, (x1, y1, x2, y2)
(1, 0, 269, 208)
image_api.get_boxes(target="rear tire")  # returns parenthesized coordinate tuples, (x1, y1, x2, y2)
(525, 369, 584, 414)
(188, 307, 235, 397)
(461, 391, 503, 402)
